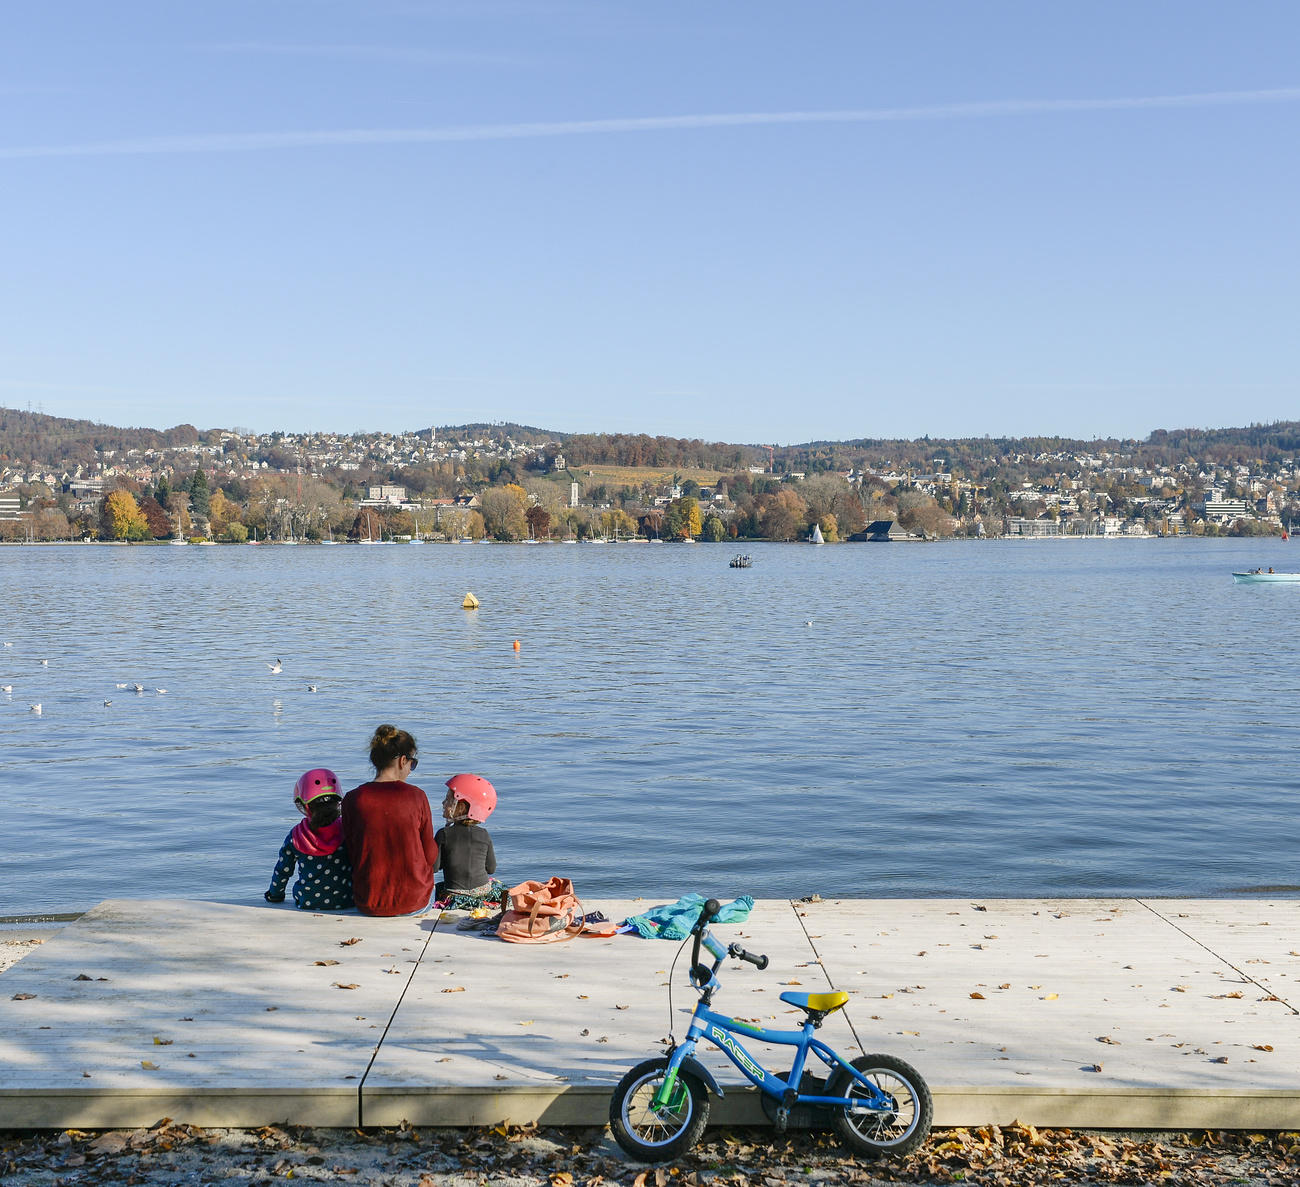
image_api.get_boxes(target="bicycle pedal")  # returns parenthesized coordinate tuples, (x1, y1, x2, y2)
(774, 1107, 789, 1132)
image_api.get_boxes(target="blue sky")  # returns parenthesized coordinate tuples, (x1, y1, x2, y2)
(2, 2, 1297, 445)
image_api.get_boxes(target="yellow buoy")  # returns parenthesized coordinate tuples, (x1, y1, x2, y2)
(462, 592, 479, 609)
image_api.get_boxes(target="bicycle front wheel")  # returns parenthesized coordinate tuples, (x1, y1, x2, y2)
(825, 1053, 932, 1158)
(609, 1056, 710, 1161)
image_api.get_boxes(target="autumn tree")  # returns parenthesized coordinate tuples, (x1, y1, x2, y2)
(101, 489, 148, 541)
(206, 489, 238, 537)
(600, 508, 638, 540)
(138, 495, 174, 539)
(525, 504, 552, 540)
(481, 485, 528, 540)
(760, 487, 807, 540)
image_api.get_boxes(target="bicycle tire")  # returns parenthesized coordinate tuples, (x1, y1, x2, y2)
(608, 1056, 710, 1161)
(825, 1053, 932, 1158)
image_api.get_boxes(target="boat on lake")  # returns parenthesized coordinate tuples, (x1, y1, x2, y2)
(1232, 570, 1300, 583)
(808, 523, 824, 545)
(729, 554, 752, 568)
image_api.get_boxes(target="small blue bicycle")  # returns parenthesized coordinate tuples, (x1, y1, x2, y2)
(609, 897, 932, 1162)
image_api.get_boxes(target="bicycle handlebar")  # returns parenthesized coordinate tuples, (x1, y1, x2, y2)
(690, 897, 769, 985)
(731, 944, 769, 970)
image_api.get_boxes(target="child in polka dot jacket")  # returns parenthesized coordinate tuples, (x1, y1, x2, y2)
(265, 768, 354, 910)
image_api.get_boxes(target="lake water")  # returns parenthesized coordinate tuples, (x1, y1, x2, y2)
(2, 538, 1298, 917)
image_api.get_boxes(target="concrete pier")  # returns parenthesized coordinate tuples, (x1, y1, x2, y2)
(1, 897, 1296, 1131)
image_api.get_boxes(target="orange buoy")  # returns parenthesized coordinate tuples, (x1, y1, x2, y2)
(512, 639, 521, 650)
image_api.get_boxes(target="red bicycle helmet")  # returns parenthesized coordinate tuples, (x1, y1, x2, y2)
(445, 773, 497, 823)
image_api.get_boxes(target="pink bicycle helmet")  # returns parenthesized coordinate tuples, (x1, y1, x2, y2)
(445, 773, 497, 823)
(294, 768, 341, 806)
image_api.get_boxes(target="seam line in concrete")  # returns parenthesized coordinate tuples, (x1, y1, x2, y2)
(788, 899, 867, 1054)
(1135, 898, 1299, 1016)
(356, 915, 442, 1125)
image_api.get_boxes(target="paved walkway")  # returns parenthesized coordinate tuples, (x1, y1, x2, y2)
(1, 897, 1296, 1131)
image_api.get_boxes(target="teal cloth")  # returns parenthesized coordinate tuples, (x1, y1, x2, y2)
(623, 893, 754, 939)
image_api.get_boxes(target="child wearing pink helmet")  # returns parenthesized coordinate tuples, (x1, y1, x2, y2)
(265, 768, 354, 910)
(434, 773, 504, 909)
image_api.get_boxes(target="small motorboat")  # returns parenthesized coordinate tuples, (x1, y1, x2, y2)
(729, 554, 752, 568)
(1232, 570, 1300, 583)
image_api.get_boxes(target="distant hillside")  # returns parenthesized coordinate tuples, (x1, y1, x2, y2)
(0, 408, 210, 471)
(4, 405, 1299, 481)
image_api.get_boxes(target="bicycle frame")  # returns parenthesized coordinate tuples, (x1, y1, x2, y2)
(651, 933, 898, 1117)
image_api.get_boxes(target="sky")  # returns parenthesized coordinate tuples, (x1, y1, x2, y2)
(1, 1, 1298, 446)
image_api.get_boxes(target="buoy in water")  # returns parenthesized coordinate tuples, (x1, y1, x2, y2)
(462, 592, 480, 609)
(512, 639, 521, 651)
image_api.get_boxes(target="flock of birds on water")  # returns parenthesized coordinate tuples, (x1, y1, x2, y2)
(2, 646, 317, 717)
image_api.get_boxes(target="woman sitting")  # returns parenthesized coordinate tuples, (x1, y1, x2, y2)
(342, 725, 438, 916)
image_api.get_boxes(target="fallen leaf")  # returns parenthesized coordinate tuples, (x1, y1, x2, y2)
(11, 993, 36, 1000)
(332, 982, 360, 990)
(314, 959, 340, 967)
(1084, 1063, 1103, 1073)
(73, 973, 93, 981)
(152, 1036, 173, 1046)
(1041, 993, 1059, 1001)
(140, 1060, 159, 1070)
(970, 992, 986, 1000)
(1210, 1056, 1229, 1064)
(519, 1020, 535, 1027)
(441, 986, 466, 994)
(1097, 1036, 1121, 1045)
(1251, 1044, 1274, 1052)
(340, 937, 363, 946)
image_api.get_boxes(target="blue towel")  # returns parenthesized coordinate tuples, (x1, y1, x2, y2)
(622, 893, 754, 939)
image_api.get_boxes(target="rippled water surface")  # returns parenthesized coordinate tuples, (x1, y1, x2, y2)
(3, 538, 1298, 915)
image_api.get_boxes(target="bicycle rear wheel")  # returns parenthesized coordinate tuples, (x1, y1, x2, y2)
(825, 1053, 931, 1158)
(609, 1057, 710, 1161)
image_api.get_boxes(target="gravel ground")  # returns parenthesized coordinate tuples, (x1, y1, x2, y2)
(4, 936, 1296, 1185)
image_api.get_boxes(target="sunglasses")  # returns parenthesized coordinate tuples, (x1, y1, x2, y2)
(405, 754, 419, 771)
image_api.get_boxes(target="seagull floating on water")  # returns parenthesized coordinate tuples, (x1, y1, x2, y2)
(115, 682, 129, 689)
(103, 699, 112, 707)
(39, 659, 48, 666)
(307, 684, 318, 693)
(155, 688, 167, 695)
(133, 683, 144, 693)
(29, 703, 41, 715)
(1, 684, 13, 693)
(267, 659, 283, 674)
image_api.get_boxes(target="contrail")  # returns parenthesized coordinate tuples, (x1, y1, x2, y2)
(2, 86, 1297, 160)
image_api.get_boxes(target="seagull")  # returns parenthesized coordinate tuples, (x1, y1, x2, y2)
(307, 684, 318, 693)
(133, 683, 144, 693)
(155, 688, 167, 695)
(29, 703, 41, 715)
(267, 659, 283, 674)
(2, 641, 12, 647)
(103, 699, 112, 707)
(39, 659, 48, 666)
(805, 620, 814, 627)
(1, 684, 12, 693)
(115, 682, 129, 689)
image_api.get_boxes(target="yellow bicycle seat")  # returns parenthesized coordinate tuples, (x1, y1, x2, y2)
(779, 990, 849, 1014)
